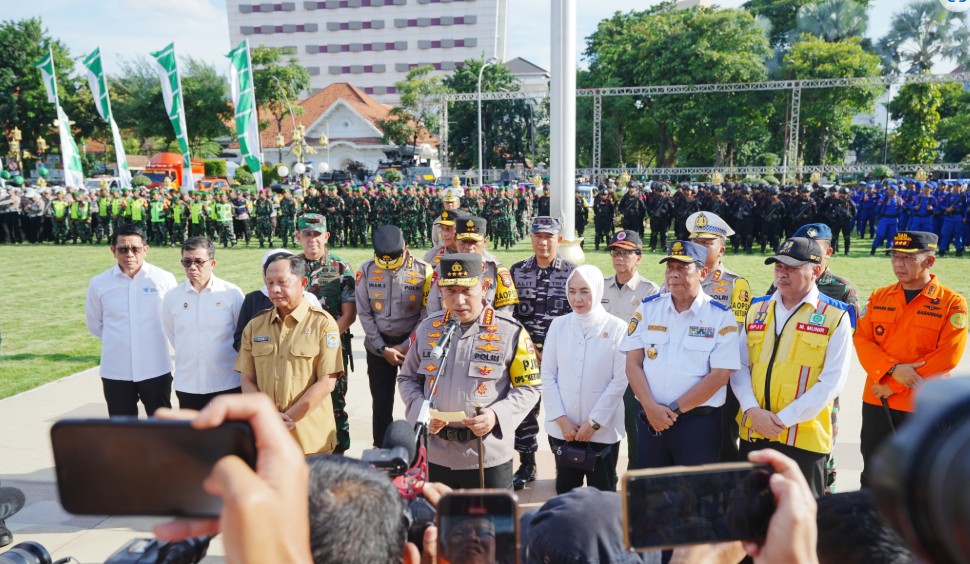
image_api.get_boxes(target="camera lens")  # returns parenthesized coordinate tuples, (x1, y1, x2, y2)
(0, 541, 53, 564)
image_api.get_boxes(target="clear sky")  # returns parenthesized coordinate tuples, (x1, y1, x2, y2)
(5, 0, 922, 77)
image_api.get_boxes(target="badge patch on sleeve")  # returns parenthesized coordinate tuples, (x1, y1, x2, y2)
(510, 331, 540, 387)
(951, 312, 968, 329)
(326, 332, 339, 349)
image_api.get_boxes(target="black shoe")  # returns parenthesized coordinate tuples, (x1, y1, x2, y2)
(512, 463, 537, 490)
(870, 248, 876, 256)
(0, 520, 12, 548)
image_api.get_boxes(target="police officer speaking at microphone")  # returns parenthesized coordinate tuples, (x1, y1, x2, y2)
(621, 241, 740, 469)
(355, 225, 433, 448)
(397, 254, 541, 489)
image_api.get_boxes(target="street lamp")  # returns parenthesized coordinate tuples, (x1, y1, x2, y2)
(477, 57, 498, 189)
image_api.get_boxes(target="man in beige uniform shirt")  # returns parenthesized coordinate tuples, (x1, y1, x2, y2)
(236, 253, 344, 455)
(601, 230, 660, 469)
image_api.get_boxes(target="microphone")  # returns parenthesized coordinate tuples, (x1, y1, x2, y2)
(361, 420, 416, 476)
(431, 318, 460, 360)
(0, 486, 25, 521)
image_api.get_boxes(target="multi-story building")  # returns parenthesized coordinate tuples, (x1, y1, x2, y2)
(226, 0, 508, 102)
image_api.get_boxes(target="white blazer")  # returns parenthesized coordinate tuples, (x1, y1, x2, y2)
(541, 312, 628, 444)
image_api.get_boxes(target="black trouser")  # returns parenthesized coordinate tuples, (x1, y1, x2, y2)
(549, 437, 620, 495)
(637, 405, 722, 468)
(233, 218, 251, 244)
(429, 460, 513, 490)
(860, 402, 909, 488)
(367, 333, 409, 447)
(101, 373, 173, 417)
(719, 388, 740, 462)
(594, 219, 612, 250)
(830, 220, 852, 254)
(649, 216, 669, 251)
(623, 386, 641, 469)
(25, 216, 42, 244)
(739, 439, 828, 498)
(176, 387, 242, 411)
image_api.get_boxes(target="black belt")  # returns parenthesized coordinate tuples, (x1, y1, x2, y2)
(684, 406, 719, 416)
(380, 332, 409, 346)
(883, 215, 899, 218)
(438, 427, 487, 442)
(916, 214, 931, 218)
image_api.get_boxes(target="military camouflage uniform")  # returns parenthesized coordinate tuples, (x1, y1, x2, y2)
(278, 196, 296, 247)
(303, 251, 357, 454)
(254, 197, 274, 247)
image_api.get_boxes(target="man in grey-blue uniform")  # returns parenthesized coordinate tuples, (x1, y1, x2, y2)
(397, 254, 541, 489)
(508, 216, 577, 489)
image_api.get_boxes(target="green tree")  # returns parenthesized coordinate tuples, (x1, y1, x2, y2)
(583, 5, 772, 167)
(792, 0, 868, 43)
(380, 65, 449, 155)
(442, 59, 542, 170)
(889, 80, 943, 164)
(111, 56, 232, 157)
(848, 123, 887, 163)
(250, 46, 311, 160)
(877, 0, 970, 73)
(785, 35, 882, 164)
(0, 18, 99, 163)
(937, 84, 970, 162)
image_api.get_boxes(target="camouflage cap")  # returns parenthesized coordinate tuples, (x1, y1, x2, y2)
(297, 213, 327, 233)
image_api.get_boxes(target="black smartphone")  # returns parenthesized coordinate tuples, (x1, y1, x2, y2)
(437, 490, 518, 564)
(622, 462, 776, 551)
(51, 418, 256, 518)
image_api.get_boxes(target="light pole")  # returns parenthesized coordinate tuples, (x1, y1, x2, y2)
(477, 57, 498, 189)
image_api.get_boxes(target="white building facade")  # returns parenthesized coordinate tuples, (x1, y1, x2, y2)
(226, 0, 508, 102)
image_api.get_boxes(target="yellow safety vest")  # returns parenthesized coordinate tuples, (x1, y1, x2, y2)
(737, 296, 846, 454)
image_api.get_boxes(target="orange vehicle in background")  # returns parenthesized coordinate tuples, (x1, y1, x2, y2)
(144, 152, 204, 189)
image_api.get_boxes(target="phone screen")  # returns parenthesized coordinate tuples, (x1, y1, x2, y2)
(51, 418, 256, 518)
(437, 490, 518, 564)
(622, 463, 775, 551)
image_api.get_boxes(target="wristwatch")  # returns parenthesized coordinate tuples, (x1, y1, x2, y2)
(377, 345, 387, 355)
(668, 401, 683, 416)
(887, 364, 898, 375)
(589, 419, 601, 431)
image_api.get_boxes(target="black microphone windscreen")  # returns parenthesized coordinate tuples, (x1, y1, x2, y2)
(382, 420, 417, 464)
(0, 486, 26, 521)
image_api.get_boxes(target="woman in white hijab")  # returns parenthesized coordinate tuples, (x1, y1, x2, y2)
(541, 264, 629, 494)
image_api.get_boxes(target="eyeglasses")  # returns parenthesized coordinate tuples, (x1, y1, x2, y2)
(609, 249, 640, 257)
(181, 258, 212, 268)
(115, 246, 144, 255)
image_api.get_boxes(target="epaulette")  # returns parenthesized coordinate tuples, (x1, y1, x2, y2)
(710, 300, 730, 311)
(751, 295, 771, 305)
(819, 293, 850, 312)
(642, 293, 662, 303)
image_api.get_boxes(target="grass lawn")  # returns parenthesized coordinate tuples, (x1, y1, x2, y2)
(1, 233, 966, 400)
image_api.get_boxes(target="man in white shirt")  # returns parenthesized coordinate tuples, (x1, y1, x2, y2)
(621, 241, 740, 469)
(85, 224, 177, 416)
(162, 236, 245, 410)
(731, 237, 852, 497)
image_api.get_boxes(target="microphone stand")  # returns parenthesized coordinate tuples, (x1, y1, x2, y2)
(474, 404, 485, 488)
(412, 320, 460, 494)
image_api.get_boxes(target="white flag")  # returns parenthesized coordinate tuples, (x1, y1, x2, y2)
(149, 42, 194, 191)
(33, 48, 85, 189)
(227, 40, 263, 192)
(82, 48, 131, 188)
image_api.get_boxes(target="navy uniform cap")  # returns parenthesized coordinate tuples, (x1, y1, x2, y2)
(765, 237, 823, 267)
(793, 223, 832, 240)
(659, 240, 708, 265)
(531, 216, 561, 234)
(887, 231, 938, 254)
(373, 225, 405, 257)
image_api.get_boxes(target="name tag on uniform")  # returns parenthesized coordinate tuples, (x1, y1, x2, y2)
(253, 336, 270, 342)
(796, 323, 829, 335)
(688, 326, 715, 338)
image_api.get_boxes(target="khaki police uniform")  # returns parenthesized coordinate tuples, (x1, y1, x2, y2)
(602, 272, 660, 322)
(235, 299, 344, 456)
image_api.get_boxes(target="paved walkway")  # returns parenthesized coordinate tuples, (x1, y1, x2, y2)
(1, 320, 965, 562)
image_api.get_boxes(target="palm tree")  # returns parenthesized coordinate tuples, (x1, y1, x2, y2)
(793, 0, 869, 43)
(877, 0, 970, 73)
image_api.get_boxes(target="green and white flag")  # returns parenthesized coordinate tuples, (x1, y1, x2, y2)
(149, 42, 193, 190)
(82, 48, 132, 188)
(227, 40, 263, 192)
(33, 48, 85, 189)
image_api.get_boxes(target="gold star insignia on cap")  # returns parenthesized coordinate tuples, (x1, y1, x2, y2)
(695, 214, 708, 228)
(672, 241, 684, 254)
(451, 263, 463, 272)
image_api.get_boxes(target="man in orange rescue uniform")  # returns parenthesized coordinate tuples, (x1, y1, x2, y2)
(854, 230, 968, 487)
